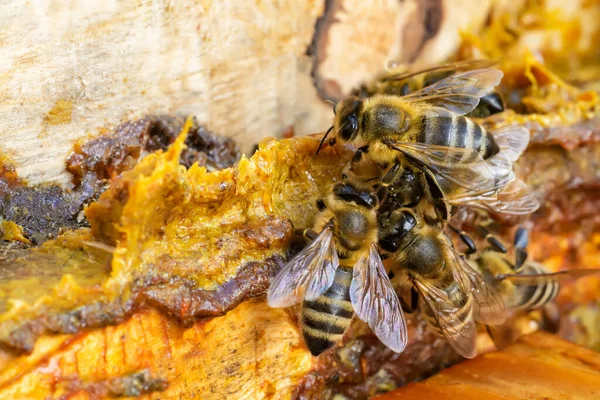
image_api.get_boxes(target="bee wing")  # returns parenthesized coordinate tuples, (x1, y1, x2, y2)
(383, 59, 498, 82)
(350, 245, 408, 353)
(488, 125, 530, 169)
(451, 251, 506, 326)
(450, 179, 540, 216)
(400, 68, 503, 116)
(267, 227, 339, 308)
(389, 141, 500, 193)
(498, 268, 600, 284)
(413, 279, 477, 359)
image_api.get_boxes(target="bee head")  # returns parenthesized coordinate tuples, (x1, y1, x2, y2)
(334, 96, 363, 143)
(316, 96, 364, 155)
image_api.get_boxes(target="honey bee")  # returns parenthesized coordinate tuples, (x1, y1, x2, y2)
(378, 208, 506, 358)
(267, 182, 407, 356)
(463, 227, 600, 347)
(319, 61, 538, 219)
(471, 227, 600, 312)
(353, 59, 506, 119)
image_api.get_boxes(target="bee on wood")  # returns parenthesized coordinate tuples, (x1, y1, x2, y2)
(377, 208, 506, 359)
(267, 181, 407, 356)
(318, 60, 538, 221)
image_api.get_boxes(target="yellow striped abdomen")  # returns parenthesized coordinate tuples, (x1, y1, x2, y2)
(419, 116, 499, 161)
(301, 266, 354, 356)
(513, 263, 560, 310)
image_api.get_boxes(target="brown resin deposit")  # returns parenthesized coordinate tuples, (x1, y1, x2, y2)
(0, 116, 239, 245)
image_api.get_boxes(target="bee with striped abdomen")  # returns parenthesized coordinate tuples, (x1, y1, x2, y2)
(353, 59, 507, 119)
(267, 181, 407, 356)
(319, 61, 538, 221)
(377, 208, 505, 358)
(463, 227, 600, 347)
(471, 227, 600, 312)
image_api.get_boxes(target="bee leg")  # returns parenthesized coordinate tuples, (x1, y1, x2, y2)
(303, 229, 319, 241)
(294, 228, 318, 241)
(350, 145, 370, 170)
(476, 224, 507, 253)
(377, 162, 402, 202)
(400, 287, 418, 314)
(381, 161, 402, 187)
(449, 225, 477, 256)
(419, 168, 449, 222)
(513, 227, 529, 269)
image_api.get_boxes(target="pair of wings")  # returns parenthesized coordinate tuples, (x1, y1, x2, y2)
(381, 60, 539, 215)
(267, 227, 408, 353)
(412, 246, 506, 359)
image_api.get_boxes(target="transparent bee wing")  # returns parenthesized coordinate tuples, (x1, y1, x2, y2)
(267, 227, 339, 308)
(400, 68, 504, 116)
(450, 179, 540, 216)
(489, 125, 530, 169)
(413, 279, 478, 359)
(383, 59, 498, 82)
(452, 251, 506, 326)
(498, 268, 600, 284)
(350, 245, 408, 353)
(483, 124, 530, 188)
(449, 252, 472, 294)
(389, 141, 501, 193)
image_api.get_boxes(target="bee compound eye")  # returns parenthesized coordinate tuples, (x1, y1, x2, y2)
(340, 115, 358, 141)
(401, 211, 417, 231)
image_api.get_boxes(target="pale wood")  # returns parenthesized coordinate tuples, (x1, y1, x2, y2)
(0, 0, 325, 185)
(0, 0, 491, 186)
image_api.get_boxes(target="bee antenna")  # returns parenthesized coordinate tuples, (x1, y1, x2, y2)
(325, 99, 337, 114)
(316, 126, 334, 155)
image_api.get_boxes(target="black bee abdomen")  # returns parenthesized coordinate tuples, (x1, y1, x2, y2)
(304, 336, 337, 356)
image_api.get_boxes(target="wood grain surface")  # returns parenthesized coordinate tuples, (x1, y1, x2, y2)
(375, 331, 600, 400)
(0, 0, 491, 186)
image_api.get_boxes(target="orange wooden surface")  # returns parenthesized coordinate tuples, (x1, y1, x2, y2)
(376, 332, 600, 400)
